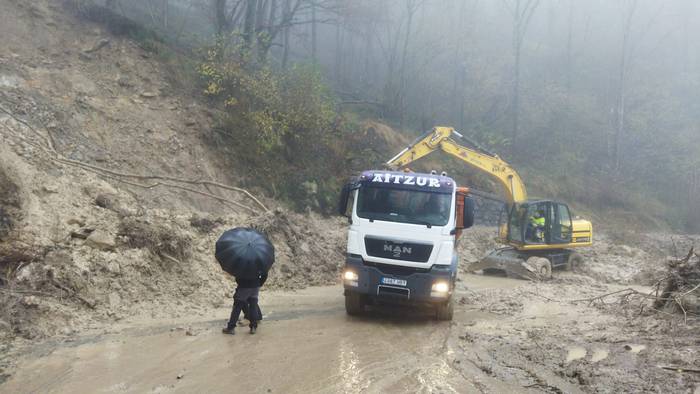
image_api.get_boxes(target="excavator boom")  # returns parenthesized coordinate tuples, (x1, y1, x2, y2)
(386, 127, 527, 204)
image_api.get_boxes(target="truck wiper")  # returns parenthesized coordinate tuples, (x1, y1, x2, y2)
(412, 220, 433, 228)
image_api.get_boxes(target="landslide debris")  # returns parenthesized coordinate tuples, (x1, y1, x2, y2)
(246, 209, 347, 290)
(653, 249, 700, 315)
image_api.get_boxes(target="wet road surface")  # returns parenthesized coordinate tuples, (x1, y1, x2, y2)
(3, 276, 526, 394)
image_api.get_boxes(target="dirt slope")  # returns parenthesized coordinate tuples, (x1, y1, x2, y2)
(0, 0, 347, 345)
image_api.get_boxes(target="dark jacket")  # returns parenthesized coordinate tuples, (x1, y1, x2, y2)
(235, 271, 268, 289)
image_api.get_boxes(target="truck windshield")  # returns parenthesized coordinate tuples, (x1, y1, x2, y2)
(356, 186, 452, 226)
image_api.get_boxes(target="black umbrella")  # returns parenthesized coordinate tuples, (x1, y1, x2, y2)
(215, 228, 275, 279)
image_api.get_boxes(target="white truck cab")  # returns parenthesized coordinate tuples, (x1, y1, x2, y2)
(338, 170, 474, 320)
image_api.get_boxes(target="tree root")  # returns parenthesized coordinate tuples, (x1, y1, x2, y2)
(572, 248, 699, 323)
(0, 103, 269, 213)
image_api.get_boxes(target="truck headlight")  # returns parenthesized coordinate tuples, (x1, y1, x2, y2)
(344, 271, 358, 281)
(343, 270, 359, 287)
(431, 281, 450, 297)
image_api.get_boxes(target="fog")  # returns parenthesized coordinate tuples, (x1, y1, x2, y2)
(101, 0, 699, 229)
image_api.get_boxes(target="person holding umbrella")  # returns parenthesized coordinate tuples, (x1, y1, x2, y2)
(215, 228, 275, 335)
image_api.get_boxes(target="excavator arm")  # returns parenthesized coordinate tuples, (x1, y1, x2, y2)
(386, 126, 527, 204)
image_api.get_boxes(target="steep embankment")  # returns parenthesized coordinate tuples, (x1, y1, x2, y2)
(0, 0, 346, 344)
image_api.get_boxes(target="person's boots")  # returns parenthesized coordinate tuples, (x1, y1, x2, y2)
(222, 325, 235, 335)
(249, 323, 257, 335)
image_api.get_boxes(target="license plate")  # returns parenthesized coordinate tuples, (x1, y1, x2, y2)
(381, 277, 407, 286)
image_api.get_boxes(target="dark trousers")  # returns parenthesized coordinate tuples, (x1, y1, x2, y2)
(226, 287, 260, 329)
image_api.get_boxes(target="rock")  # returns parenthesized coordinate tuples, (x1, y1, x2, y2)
(86, 230, 116, 250)
(15, 265, 34, 282)
(71, 228, 94, 240)
(117, 76, 132, 87)
(83, 38, 110, 54)
(619, 245, 634, 256)
(176, 374, 184, 380)
(140, 92, 158, 98)
(78, 52, 93, 61)
(66, 217, 85, 226)
(107, 292, 122, 308)
(0, 74, 22, 88)
(41, 184, 59, 194)
(21, 296, 40, 308)
(185, 328, 197, 336)
(95, 194, 116, 209)
(105, 261, 121, 275)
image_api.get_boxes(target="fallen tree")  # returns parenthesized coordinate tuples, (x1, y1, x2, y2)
(572, 248, 699, 323)
(653, 248, 700, 320)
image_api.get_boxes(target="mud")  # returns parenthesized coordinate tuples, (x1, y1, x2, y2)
(3, 274, 699, 394)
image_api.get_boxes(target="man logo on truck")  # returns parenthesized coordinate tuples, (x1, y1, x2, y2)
(384, 244, 412, 257)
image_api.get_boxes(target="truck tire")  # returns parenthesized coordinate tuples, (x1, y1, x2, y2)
(345, 292, 365, 316)
(435, 297, 454, 321)
(565, 252, 583, 271)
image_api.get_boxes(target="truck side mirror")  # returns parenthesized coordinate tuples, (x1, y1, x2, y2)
(463, 196, 475, 229)
(338, 183, 352, 217)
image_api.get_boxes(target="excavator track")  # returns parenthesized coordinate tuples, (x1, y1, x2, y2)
(468, 247, 575, 281)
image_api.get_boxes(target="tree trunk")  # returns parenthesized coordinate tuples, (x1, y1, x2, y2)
(214, 0, 227, 34)
(335, 23, 343, 85)
(243, 0, 258, 55)
(255, 0, 278, 62)
(614, 0, 637, 173)
(311, 2, 317, 63)
(512, 37, 521, 153)
(398, 0, 418, 129)
(507, 0, 540, 156)
(560, 0, 575, 149)
(162, 0, 168, 29)
(281, 0, 291, 68)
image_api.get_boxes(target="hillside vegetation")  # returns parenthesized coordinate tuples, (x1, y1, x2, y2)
(59, 0, 698, 233)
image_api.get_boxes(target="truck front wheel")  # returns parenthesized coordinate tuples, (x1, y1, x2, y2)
(435, 297, 454, 321)
(345, 292, 365, 316)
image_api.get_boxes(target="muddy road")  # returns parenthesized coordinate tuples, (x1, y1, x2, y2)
(2, 274, 699, 394)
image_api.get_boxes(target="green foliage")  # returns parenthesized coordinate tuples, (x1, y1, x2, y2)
(199, 37, 347, 212)
(198, 39, 336, 155)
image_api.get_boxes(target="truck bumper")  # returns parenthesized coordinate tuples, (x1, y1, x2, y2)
(342, 255, 454, 305)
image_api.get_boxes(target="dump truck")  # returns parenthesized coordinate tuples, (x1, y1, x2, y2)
(338, 170, 475, 320)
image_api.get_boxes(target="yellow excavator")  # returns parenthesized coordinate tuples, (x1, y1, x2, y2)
(386, 126, 593, 279)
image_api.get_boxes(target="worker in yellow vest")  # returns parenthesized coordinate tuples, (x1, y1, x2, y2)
(528, 210, 546, 242)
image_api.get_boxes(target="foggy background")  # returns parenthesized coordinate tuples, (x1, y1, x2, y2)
(95, 0, 699, 230)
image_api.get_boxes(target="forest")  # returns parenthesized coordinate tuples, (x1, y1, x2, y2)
(82, 0, 699, 231)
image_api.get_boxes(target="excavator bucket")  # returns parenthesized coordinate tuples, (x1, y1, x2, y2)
(468, 248, 549, 281)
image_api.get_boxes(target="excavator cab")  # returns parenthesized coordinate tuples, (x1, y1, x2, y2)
(506, 201, 574, 247)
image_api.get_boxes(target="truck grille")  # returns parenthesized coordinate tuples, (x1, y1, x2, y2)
(364, 261, 430, 276)
(377, 285, 410, 300)
(364, 237, 433, 263)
